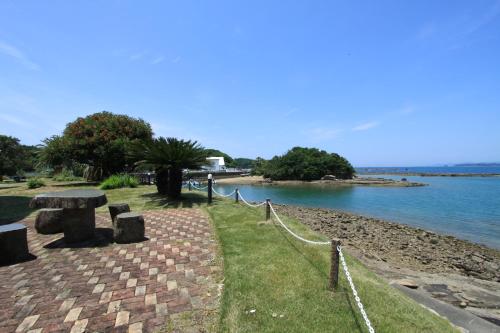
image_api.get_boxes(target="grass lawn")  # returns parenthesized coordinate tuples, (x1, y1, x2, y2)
(206, 199, 457, 333)
(0, 180, 457, 332)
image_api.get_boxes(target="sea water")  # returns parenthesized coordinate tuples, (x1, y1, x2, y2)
(213, 173, 500, 249)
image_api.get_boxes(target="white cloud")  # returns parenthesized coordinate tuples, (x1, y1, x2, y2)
(0, 41, 40, 70)
(151, 56, 165, 65)
(129, 51, 148, 61)
(352, 121, 380, 131)
(172, 56, 181, 63)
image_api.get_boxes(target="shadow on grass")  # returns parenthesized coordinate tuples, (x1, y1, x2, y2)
(141, 191, 207, 209)
(52, 181, 100, 187)
(0, 196, 36, 225)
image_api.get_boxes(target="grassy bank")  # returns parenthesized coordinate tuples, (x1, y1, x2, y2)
(206, 199, 457, 332)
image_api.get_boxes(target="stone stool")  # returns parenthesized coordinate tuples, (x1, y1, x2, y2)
(108, 203, 130, 225)
(35, 208, 64, 234)
(114, 212, 145, 243)
(0, 223, 29, 265)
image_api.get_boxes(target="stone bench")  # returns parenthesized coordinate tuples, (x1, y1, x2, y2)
(114, 212, 145, 243)
(35, 208, 64, 234)
(108, 203, 130, 225)
(0, 223, 29, 265)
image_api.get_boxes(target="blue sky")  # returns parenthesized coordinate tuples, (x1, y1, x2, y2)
(1, 0, 499, 166)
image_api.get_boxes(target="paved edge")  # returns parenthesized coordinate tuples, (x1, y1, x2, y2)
(391, 283, 500, 333)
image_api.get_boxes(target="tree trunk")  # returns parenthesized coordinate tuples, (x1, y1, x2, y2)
(167, 168, 183, 199)
(155, 168, 169, 195)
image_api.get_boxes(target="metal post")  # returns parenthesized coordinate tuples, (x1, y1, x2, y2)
(207, 174, 213, 204)
(188, 179, 192, 191)
(329, 239, 340, 290)
(235, 188, 239, 203)
(265, 198, 271, 220)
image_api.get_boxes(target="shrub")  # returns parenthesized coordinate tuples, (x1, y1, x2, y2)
(53, 168, 83, 182)
(27, 178, 45, 189)
(100, 174, 139, 190)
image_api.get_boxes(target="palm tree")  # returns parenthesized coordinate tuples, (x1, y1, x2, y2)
(130, 137, 207, 198)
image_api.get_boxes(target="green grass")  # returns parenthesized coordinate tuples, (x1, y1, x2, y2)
(206, 199, 457, 333)
(0, 180, 206, 224)
(100, 174, 139, 189)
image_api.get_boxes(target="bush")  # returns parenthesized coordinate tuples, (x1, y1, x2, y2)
(53, 168, 83, 182)
(262, 147, 355, 181)
(27, 178, 45, 189)
(100, 174, 139, 190)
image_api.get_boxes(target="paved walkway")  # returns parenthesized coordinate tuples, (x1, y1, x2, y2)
(0, 209, 220, 333)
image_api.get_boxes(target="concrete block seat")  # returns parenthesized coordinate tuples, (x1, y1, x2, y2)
(114, 212, 145, 243)
(108, 203, 130, 224)
(0, 223, 29, 265)
(35, 208, 64, 234)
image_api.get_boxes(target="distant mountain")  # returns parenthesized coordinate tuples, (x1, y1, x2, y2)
(454, 163, 500, 167)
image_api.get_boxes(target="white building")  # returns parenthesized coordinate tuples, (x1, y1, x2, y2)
(205, 157, 226, 172)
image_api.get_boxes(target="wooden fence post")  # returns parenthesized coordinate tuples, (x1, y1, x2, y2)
(235, 188, 239, 203)
(208, 174, 213, 204)
(329, 239, 340, 290)
(265, 199, 271, 220)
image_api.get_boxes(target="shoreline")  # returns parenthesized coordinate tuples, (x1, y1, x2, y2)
(215, 175, 426, 187)
(273, 204, 500, 324)
(359, 172, 500, 177)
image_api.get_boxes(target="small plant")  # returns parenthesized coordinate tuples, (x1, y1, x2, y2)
(27, 178, 45, 189)
(100, 174, 139, 190)
(53, 168, 83, 182)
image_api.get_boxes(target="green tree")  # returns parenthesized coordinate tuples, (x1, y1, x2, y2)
(42, 111, 153, 180)
(130, 137, 207, 198)
(37, 135, 71, 173)
(251, 157, 268, 175)
(262, 147, 355, 180)
(233, 158, 255, 169)
(0, 135, 38, 176)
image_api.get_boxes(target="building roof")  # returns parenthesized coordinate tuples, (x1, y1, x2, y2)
(206, 156, 225, 166)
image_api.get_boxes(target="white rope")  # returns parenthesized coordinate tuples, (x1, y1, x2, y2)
(338, 245, 375, 333)
(189, 182, 208, 190)
(237, 190, 267, 207)
(268, 203, 331, 245)
(212, 187, 236, 197)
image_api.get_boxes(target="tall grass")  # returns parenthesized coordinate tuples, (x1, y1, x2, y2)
(100, 174, 139, 190)
(27, 178, 45, 189)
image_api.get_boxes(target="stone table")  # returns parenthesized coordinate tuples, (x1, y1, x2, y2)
(30, 189, 108, 243)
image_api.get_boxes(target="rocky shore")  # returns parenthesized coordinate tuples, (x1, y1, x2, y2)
(273, 204, 500, 324)
(216, 175, 426, 187)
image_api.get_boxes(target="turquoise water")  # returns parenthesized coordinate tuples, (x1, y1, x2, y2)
(213, 175, 500, 249)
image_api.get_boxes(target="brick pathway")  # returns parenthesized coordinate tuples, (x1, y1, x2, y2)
(0, 209, 220, 333)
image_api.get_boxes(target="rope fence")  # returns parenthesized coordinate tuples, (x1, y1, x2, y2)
(186, 179, 375, 332)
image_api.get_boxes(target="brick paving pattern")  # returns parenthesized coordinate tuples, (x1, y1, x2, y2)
(0, 209, 219, 333)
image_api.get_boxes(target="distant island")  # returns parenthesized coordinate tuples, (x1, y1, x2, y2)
(454, 163, 500, 167)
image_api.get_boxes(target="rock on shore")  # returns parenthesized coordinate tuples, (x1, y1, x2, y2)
(274, 204, 500, 282)
(274, 204, 500, 324)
